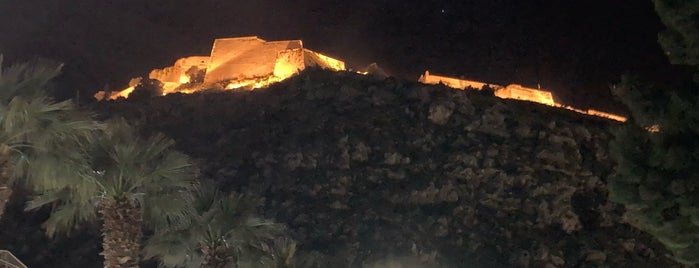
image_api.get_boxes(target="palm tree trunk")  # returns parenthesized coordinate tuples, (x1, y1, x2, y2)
(0, 145, 14, 221)
(200, 240, 234, 268)
(99, 198, 143, 268)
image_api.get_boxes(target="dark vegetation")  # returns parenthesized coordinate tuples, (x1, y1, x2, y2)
(5, 68, 681, 267)
(608, 0, 699, 265)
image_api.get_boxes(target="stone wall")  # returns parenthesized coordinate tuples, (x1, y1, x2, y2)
(304, 49, 346, 71)
(419, 70, 502, 90)
(204, 36, 304, 83)
(149, 56, 209, 83)
(419, 71, 624, 121)
(495, 84, 556, 106)
(274, 48, 306, 78)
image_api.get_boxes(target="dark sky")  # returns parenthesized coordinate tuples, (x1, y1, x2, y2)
(0, 0, 677, 111)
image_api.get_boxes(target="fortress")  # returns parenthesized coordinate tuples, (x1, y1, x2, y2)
(95, 36, 625, 122)
(95, 36, 345, 99)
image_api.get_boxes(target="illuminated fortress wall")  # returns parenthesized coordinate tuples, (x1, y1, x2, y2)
(304, 49, 346, 71)
(94, 37, 624, 123)
(419, 70, 625, 121)
(149, 56, 210, 84)
(419, 70, 554, 105)
(495, 84, 555, 106)
(204, 37, 346, 85)
(204, 37, 304, 83)
(419, 70, 503, 91)
(274, 48, 306, 78)
(149, 56, 210, 93)
(95, 36, 346, 100)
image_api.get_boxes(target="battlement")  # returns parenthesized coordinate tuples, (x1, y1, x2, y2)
(95, 36, 345, 100)
(495, 84, 555, 106)
(418, 70, 503, 91)
(418, 70, 625, 122)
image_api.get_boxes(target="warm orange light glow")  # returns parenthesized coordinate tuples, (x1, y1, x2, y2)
(224, 75, 286, 90)
(419, 70, 627, 122)
(161, 82, 181, 95)
(119, 86, 135, 98)
(94, 86, 135, 100)
(419, 70, 501, 91)
(273, 49, 304, 78)
(95, 37, 348, 100)
(585, 109, 627, 122)
(553, 104, 627, 122)
(494, 84, 555, 106)
(179, 74, 190, 84)
(646, 125, 660, 132)
(97, 36, 625, 125)
(273, 62, 300, 78)
(304, 50, 346, 71)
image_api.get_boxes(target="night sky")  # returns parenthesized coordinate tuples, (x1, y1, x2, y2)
(0, 0, 677, 112)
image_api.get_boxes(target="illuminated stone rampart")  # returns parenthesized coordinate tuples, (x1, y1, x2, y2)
(419, 70, 502, 90)
(495, 84, 555, 106)
(419, 70, 626, 122)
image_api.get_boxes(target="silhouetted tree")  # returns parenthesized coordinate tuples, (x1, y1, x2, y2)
(608, 0, 699, 264)
(144, 182, 283, 268)
(0, 56, 100, 222)
(28, 118, 197, 268)
(654, 0, 699, 67)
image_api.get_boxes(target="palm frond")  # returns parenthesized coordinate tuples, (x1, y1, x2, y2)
(0, 57, 109, 238)
(26, 158, 101, 237)
(44, 117, 200, 231)
(146, 184, 285, 268)
(0, 55, 63, 102)
(142, 190, 195, 232)
(93, 118, 196, 198)
(25, 147, 95, 190)
(39, 199, 97, 238)
(0, 66, 101, 189)
(190, 181, 221, 213)
(140, 133, 176, 161)
(251, 237, 300, 268)
(223, 216, 284, 251)
(144, 229, 199, 268)
(148, 152, 197, 185)
(25, 188, 69, 210)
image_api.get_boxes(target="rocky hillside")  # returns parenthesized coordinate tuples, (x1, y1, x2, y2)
(1, 69, 677, 267)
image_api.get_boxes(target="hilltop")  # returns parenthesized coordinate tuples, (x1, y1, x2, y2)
(0, 69, 677, 267)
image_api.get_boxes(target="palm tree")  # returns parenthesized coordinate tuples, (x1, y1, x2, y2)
(27, 118, 197, 268)
(0, 55, 100, 221)
(144, 182, 284, 268)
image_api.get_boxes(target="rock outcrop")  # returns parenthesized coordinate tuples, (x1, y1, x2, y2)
(1, 69, 675, 267)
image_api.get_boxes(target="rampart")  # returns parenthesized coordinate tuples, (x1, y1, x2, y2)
(419, 70, 503, 91)
(495, 84, 555, 106)
(418, 70, 625, 121)
(149, 56, 210, 84)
